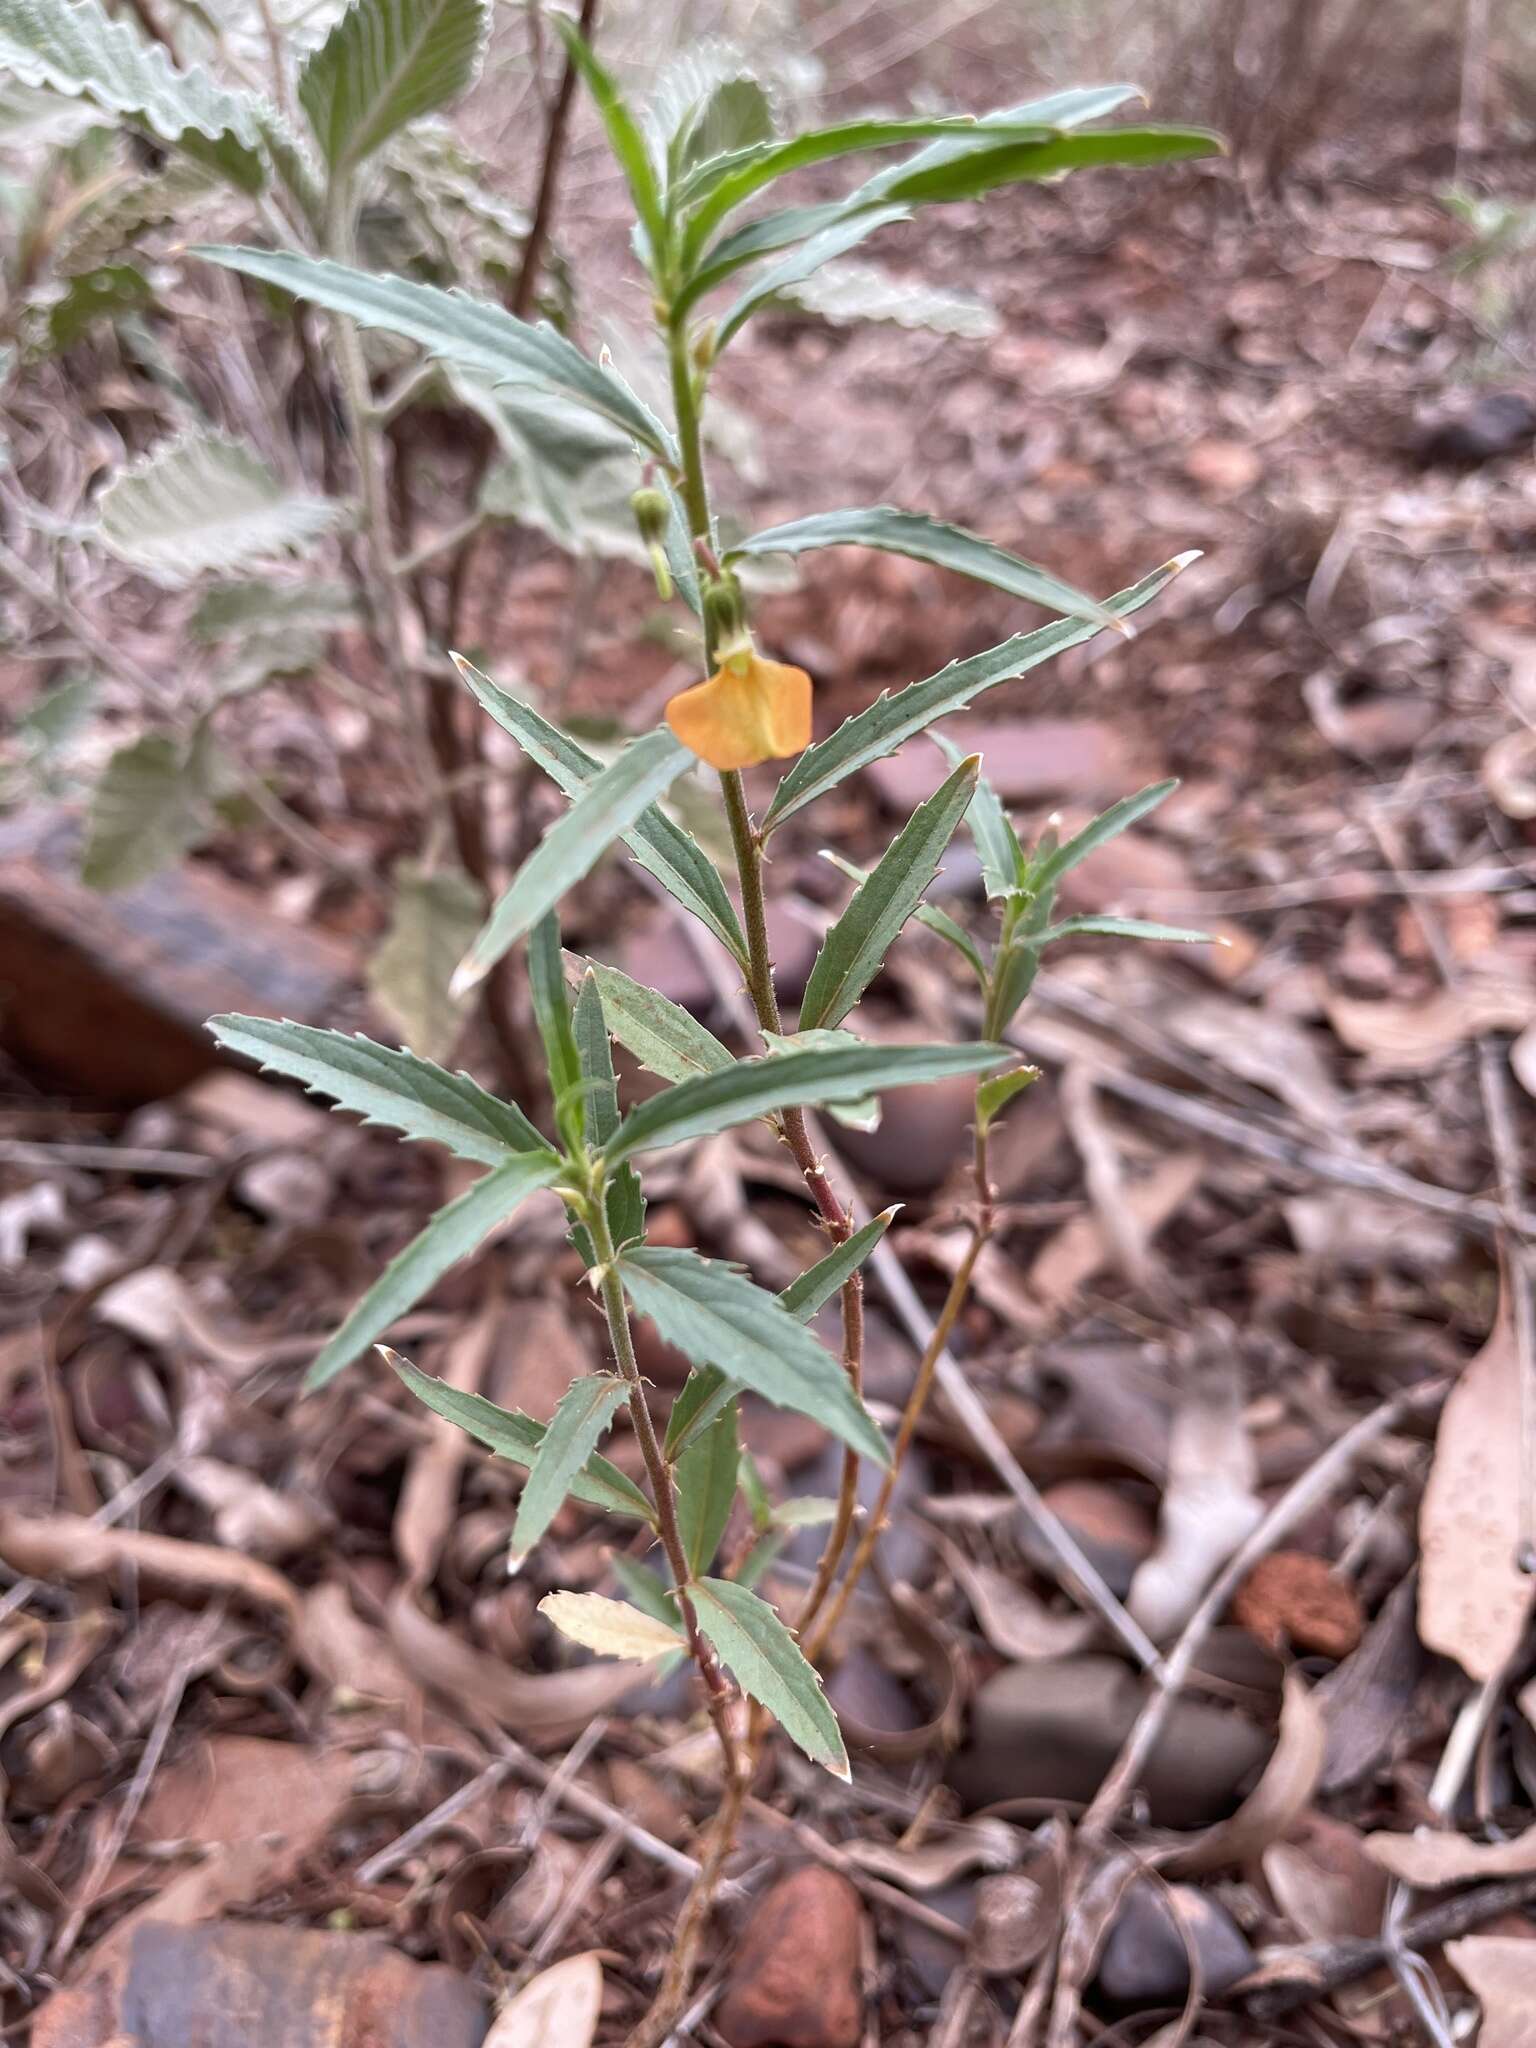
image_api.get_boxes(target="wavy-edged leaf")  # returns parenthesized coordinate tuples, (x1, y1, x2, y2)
(539, 1589, 683, 1661)
(96, 431, 339, 585)
(573, 957, 732, 1085)
(1033, 913, 1211, 947)
(309, 1152, 561, 1387)
(196, 248, 675, 458)
(367, 859, 483, 1063)
(80, 732, 206, 890)
(453, 657, 747, 963)
(717, 203, 909, 348)
(298, 0, 488, 175)
(607, 1039, 1007, 1166)
(190, 577, 356, 643)
(775, 258, 998, 338)
(386, 1347, 652, 1519)
(778, 1206, 898, 1321)
(513, 1373, 630, 1556)
(691, 1576, 847, 1777)
(206, 1014, 547, 1162)
(620, 1245, 888, 1467)
(0, 0, 269, 189)
(764, 554, 1197, 831)
(801, 755, 980, 1029)
(455, 730, 690, 991)
(676, 1397, 738, 1573)
(730, 506, 1116, 631)
(1027, 779, 1179, 896)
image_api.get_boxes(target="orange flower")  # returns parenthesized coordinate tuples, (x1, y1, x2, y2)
(665, 645, 812, 772)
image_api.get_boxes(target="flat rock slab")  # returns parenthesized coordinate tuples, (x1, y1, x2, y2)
(0, 809, 357, 1105)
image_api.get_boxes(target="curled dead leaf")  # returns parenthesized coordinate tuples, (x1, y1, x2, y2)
(1445, 1935, 1536, 2048)
(942, 1542, 1098, 1662)
(844, 1817, 1023, 1892)
(0, 1509, 300, 1625)
(1362, 1823, 1536, 1886)
(485, 1952, 603, 2048)
(1161, 1670, 1325, 1877)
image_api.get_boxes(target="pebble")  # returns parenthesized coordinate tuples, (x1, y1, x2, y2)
(1095, 1881, 1255, 2006)
(716, 1866, 865, 2048)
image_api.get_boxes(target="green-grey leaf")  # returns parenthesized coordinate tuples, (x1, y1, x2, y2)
(298, 0, 487, 174)
(691, 1576, 848, 1777)
(621, 1246, 887, 1467)
(730, 507, 1115, 630)
(196, 248, 675, 458)
(1027, 780, 1179, 897)
(190, 578, 355, 643)
(456, 730, 690, 990)
(774, 259, 998, 339)
(607, 1040, 1007, 1166)
(675, 1397, 738, 1574)
(207, 1015, 547, 1162)
(764, 554, 1197, 831)
(975, 1064, 1039, 1132)
(0, 0, 269, 190)
(1036, 914, 1211, 947)
(454, 658, 746, 962)
(934, 735, 1020, 900)
(716, 203, 909, 347)
(800, 755, 979, 1029)
(825, 847, 989, 980)
(761, 1028, 879, 1131)
(309, 1152, 561, 1388)
(663, 1364, 732, 1459)
(778, 1207, 897, 1322)
(574, 971, 644, 1247)
(387, 1347, 652, 1520)
(574, 956, 733, 1085)
(553, 18, 665, 263)
(856, 121, 1222, 210)
(80, 733, 206, 890)
(512, 1372, 630, 1556)
(367, 859, 483, 1063)
(96, 431, 340, 585)
(676, 74, 773, 175)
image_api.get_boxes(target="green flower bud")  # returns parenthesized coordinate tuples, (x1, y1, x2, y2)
(630, 485, 669, 544)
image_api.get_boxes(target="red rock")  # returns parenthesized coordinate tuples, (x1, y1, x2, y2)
(1233, 1551, 1364, 1659)
(716, 1866, 865, 2048)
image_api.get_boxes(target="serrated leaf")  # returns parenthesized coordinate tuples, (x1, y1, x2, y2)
(716, 203, 910, 348)
(619, 1245, 887, 1467)
(775, 258, 998, 338)
(764, 555, 1196, 831)
(298, 0, 487, 174)
(456, 731, 690, 992)
(801, 755, 979, 1029)
(975, 1064, 1039, 1132)
(762, 1028, 879, 1131)
(190, 577, 355, 642)
(730, 507, 1116, 633)
(207, 1015, 546, 1161)
(778, 1207, 897, 1322)
(96, 431, 339, 585)
(1034, 913, 1211, 947)
(606, 1039, 1007, 1166)
(80, 733, 206, 890)
(1026, 780, 1179, 896)
(18, 674, 96, 761)
(474, 383, 643, 563)
(675, 1397, 738, 1574)
(0, 0, 269, 190)
(367, 860, 483, 1063)
(454, 657, 746, 962)
(197, 248, 675, 459)
(513, 1373, 630, 1556)
(386, 1347, 652, 1520)
(538, 1590, 684, 1661)
(572, 957, 733, 1086)
(692, 1576, 847, 1776)
(663, 1365, 733, 1459)
(773, 1495, 839, 1527)
(309, 1153, 560, 1388)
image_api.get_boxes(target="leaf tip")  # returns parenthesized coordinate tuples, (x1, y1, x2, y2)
(449, 954, 487, 1000)
(1166, 549, 1203, 574)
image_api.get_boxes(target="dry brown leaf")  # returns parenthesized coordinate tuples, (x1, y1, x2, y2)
(1483, 728, 1536, 821)
(487, 1295, 592, 1424)
(1028, 1152, 1204, 1317)
(1445, 1936, 1536, 2048)
(485, 1952, 603, 2048)
(1263, 1813, 1387, 1942)
(93, 1264, 315, 1378)
(1325, 977, 1535, 1075)
(1170, 997, 1347, 1130)
(0, 1509, 300, 1625)
(1163, 1670, 1326, 1877)
(1060, 1066, 1152, 1289)
(1362, 1824, 1536, 1886)
(293, 1581, 421, 1711)
(844, 1817, 1023, 1892)
(1513, 1021, 1536, 1103)
(943, 1543, 1098, 1661)
(174, 1455, 327, 1561)
(131, 1733, 357, 1856)
(1419, 1293, 1534, 1682)
(394, 1300, 502, 1589)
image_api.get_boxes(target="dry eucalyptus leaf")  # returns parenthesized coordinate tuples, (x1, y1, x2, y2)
(1419, 1294, 1534, 1682)
(1362, 1824, 1536, 1886)
(944, 1543, 1098, 1661)
(1263, 1813, 1386, 1942)
(1163, 1670, 1325, 1877)
(1325, 978, 1535, 1075)
(1028, 1152, 1204, 1318)
(1445, 1936, 1536, 2048)
(393, 1302, 502, 1590)
(174, 1456, 326, 1561)
(844, 1817, 1022, 1892)
(485, 1952, 603, 2048)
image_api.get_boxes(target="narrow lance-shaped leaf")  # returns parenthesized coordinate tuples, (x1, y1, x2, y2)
(692, 1576, 848, 1778)
(309, 1152, 561, 1389)
(1026, 779, 1178, 896)
(573, 971, 645, 1249)
(572, 957, 733, 1085)
(620, 1245, 889, 1467)
(196, 248, 676, 459)
(512, 1374, 630, 1558)
(855, 121, 1222, 210)
(821, 847, 989, 982)
(453, 657, 747, 963)
(453, 730, 690, 992)
(764, 554, 1198, 831)
(934, 736, 1020, 899)
(553, 17, 666, 264)
(206, 1015, 548, 1162)
(975, 1065, 1040, 1133)
(298, 0, 487, 175)
(729, 507, 1118, 631)
(715, 204, 910, 347)
(800, 755, 979, 1030)
(540, 1590, 684, 1661)
(675, 1398, 739, 1575)
(606, 1039, 1008, 1166)
(385, 1347, 653, 1520)
(528, 912, 581, 1117)
(1033, 914, 1211, 948)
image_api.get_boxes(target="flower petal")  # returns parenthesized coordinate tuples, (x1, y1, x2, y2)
(666, 654, 812, 772)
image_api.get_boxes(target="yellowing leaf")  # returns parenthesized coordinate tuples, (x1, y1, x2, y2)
(484, 1952, 602, 2048)
(539, 1589, 684, 1662)
(1419, 1290, 1534, 1681)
